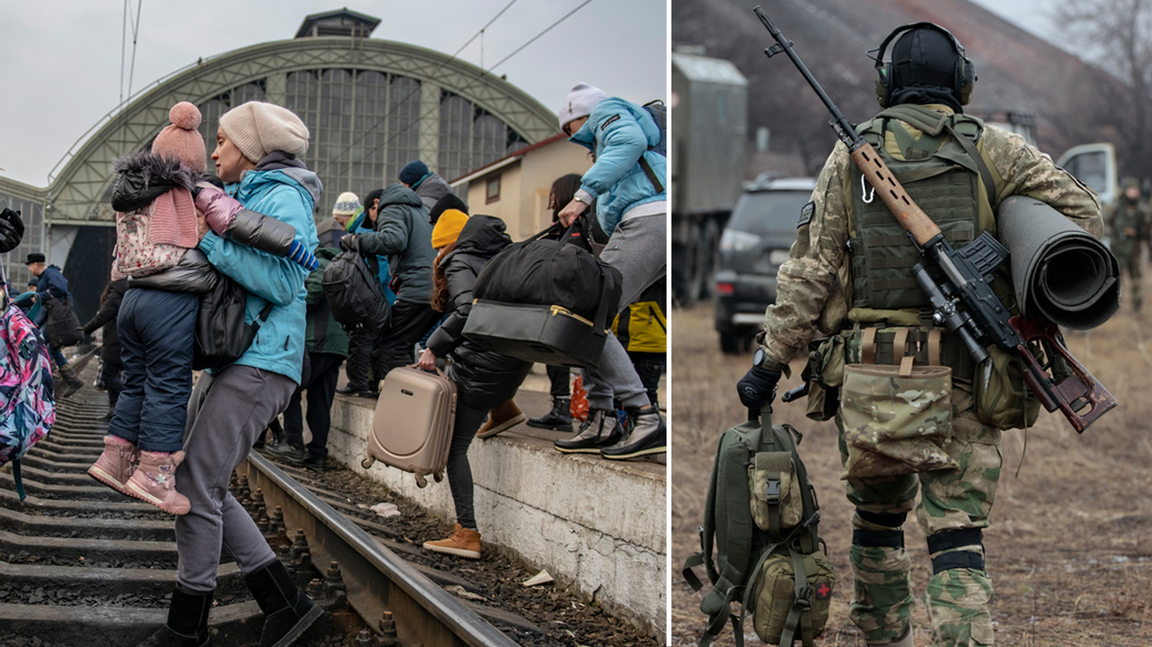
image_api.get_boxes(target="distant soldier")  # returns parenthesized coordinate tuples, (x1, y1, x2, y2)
(736, 23, 1101, 647)
(1105, 178, 1150, 312)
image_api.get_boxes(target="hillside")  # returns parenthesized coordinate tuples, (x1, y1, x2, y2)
(672, 0, 1117, 176)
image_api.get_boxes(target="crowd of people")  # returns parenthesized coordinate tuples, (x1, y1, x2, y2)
(0, 83, 667, 646)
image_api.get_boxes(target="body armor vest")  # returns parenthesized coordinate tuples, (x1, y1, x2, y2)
(846, 106, 1000, 323)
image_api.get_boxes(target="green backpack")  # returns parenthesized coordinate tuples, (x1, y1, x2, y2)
(683, 405, 834, 647)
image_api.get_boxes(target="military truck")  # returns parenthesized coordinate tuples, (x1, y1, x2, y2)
(671, 50, 748, 306)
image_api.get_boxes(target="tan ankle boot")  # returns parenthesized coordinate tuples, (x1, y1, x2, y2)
(476, 399, 525, 439)
(423, 523, 481, 559)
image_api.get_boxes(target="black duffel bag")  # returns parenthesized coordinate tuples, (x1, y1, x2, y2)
(193, 272, 272, 371)
(463, 218, 622, 368)
(42, 295, 84, 347)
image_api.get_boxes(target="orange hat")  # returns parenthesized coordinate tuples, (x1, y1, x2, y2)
(431, 209, 469, 248)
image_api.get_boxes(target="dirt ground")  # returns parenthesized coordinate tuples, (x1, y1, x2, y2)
(669, 299, 1152, 646)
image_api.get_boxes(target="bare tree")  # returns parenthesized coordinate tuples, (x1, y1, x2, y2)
(1054, 0, 1152, 179)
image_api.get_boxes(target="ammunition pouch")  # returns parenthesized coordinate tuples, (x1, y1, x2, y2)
(837, 327, 959, 479)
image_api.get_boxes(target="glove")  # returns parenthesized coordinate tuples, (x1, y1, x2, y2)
(737, 365, 782, 409)
(287, 240, 319, 271)
(339, 234, 357, 252)
(0, 208, 24, 253)
(193, 183, 243, 235)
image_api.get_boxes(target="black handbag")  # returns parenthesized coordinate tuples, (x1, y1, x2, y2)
(193, 272, 273, 371)
(42, 296, 84, 347)
(463, 219, 623, 368)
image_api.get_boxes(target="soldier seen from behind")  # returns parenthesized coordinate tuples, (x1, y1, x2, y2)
(1105, 178, 1150, 312)
(736, 23, 1102, 647)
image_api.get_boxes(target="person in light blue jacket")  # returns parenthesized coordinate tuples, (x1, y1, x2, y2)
(136, 101, 323, 647)
(553, 83, 667, 461)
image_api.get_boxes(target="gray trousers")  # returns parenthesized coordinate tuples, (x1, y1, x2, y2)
(174, 365, 296, 593)
(584, 213, 667, 411)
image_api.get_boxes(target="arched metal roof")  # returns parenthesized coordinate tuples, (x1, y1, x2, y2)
(45, 36, 558, 224)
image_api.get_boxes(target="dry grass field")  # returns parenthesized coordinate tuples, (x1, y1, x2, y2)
(669, 293, 1152, 646)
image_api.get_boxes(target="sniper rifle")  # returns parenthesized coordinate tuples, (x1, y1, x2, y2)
(752, 4, 1116, 432)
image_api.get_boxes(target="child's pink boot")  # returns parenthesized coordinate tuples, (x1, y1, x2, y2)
(87, 435, 139, 495)
(126, 450, 191, 515)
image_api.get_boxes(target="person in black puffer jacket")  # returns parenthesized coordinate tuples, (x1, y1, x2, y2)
(415, 213, 531, 560)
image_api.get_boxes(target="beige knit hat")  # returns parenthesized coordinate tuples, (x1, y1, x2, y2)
(219, 101, 309, 162)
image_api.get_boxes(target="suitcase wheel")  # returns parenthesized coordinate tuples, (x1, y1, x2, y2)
(415, 474, 429, 489)
(432, 472, 444, 483)
(361, 456, 376, 469)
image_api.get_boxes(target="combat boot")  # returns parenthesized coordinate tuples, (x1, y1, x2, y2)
(526, 397, 573, 431)
(868, 627, 914, 647)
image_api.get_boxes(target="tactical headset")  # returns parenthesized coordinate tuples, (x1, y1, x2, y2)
(873, 22, 976, 108)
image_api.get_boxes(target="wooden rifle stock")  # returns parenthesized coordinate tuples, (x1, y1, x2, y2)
(849, 142, 941, 246)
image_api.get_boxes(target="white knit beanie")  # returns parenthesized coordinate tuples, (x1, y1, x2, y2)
(557, 82, 608, 131)
(219, 101, 310, 162)
(332, 191, 361, 217)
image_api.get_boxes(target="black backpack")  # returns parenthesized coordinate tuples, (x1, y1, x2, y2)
(683, 405, 834, 647)
(192, 272, 272, 371)
(321, 237, 391, 332)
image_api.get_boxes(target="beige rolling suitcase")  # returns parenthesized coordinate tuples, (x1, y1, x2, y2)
(361, 367, 457, 487)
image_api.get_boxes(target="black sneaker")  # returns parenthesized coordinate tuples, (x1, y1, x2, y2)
(601, 407, 666, 460)
(265, 441, 306, 464)
(336, 384, 368, 396)
(554, 409, 624, 454)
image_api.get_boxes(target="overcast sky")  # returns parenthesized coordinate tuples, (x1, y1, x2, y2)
(0, 0, 667, 187)
(966, 0, 1060, 40)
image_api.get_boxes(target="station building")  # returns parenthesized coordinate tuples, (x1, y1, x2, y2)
(0, 9, 591, 321)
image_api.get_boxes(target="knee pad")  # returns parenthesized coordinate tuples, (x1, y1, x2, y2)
(853, 509, 908, 548)
(928, 528, 986, 574)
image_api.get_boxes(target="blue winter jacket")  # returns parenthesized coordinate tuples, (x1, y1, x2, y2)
(569, 97, 666, 234)
(198, 162, 321, 383)
(33, 265, 70, 326)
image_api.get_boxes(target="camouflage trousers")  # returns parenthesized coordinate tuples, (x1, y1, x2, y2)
(837, 389, 1002, 646)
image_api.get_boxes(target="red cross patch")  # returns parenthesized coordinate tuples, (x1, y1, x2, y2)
(815, 581, 832, 600)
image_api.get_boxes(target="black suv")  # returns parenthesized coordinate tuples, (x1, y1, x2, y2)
(714, 176, 816, 353)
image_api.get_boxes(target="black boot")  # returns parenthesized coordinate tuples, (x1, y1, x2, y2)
(58, 364, 84, 398)
(527, 397, 573, 431)
(135, 586, 213, 647)
(245, 559, 324, 647)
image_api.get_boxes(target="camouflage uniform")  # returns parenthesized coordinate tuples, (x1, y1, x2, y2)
(757, 104, 1101, 646)
(1105, 184, 1149, 311)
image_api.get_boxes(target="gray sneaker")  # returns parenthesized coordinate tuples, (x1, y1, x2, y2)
(601, 408, 666, 460)
(554, 409, 623, 453)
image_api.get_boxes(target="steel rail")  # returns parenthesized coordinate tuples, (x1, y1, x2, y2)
(241, 452, 521, 647)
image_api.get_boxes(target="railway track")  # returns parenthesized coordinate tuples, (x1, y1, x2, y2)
(0, 388, 536, 647)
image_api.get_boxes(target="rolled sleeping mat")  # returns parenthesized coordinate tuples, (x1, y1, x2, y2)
(996, 195, 1119, 330)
